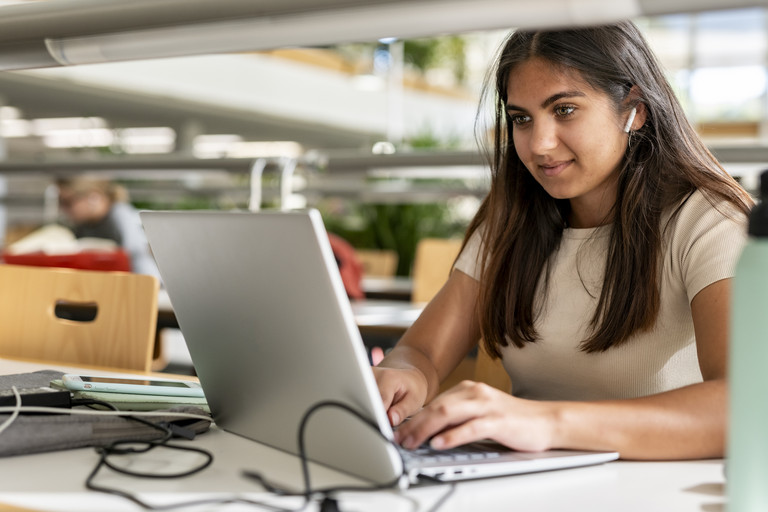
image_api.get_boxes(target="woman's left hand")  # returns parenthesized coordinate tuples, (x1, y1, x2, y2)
(394, 380, 560, 453)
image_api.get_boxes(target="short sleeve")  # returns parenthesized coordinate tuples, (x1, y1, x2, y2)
(669, 190, 749, 303)
(453, 228, 484, 280)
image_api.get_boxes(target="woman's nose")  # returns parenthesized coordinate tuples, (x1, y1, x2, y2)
(528, 119, 559, 155)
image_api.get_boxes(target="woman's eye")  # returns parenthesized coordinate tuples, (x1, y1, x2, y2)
(509, 113, 530, 125)
(555, 105, 576, 117)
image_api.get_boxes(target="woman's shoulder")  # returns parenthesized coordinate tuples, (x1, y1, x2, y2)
(664, 188, 749, 300)
(668, 188, 748, 230)
(663, 188, 748, 262)
(453, 227, 484, 281)
(665, 187, 748, 264)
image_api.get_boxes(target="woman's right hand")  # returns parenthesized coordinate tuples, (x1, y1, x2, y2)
(372, 269, 482, 427)
(373, 365, 429, 427)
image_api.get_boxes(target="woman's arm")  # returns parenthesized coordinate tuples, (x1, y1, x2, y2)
(395, 279, 729, 460)
(374, 270, 481, 426)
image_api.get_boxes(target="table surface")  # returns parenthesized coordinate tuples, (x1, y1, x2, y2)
(0, 358, 727, 512)
(361, 276, 413, 301)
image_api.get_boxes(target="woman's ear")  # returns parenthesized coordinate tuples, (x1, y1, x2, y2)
(624, 85, 647, 132)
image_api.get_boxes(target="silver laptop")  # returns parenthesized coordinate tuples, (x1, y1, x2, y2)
(141, 209, 618, 487)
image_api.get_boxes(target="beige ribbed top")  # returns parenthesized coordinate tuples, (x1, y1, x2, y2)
(455, 190, 747, 400)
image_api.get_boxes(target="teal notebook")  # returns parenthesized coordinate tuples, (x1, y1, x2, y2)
(49, 379, 210, 413)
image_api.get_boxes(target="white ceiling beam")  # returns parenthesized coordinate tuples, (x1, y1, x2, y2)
(0, 0, 764, 70)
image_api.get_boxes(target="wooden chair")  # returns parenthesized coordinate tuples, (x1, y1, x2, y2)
(411, 238, 464, 304)
(355, 249, 398, 278)
(0, 264, 159, 372)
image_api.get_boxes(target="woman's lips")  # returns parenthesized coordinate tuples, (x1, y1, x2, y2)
(539, 160, 572, 177)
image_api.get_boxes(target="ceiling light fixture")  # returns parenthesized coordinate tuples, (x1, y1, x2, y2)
(0, 0, 760, 71)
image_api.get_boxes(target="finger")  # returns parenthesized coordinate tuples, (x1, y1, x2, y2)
(373, 373, 417, 427)
(372, 369, 397, 410)
(397, 381, 501, 448)
(429, 417, 492, 450)
(388, 390, 426, 427)
(388, 407, 403, 428)
(396, 396, 484, 449)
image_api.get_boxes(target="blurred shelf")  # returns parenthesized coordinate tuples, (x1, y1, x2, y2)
(0, 146, 763, 223)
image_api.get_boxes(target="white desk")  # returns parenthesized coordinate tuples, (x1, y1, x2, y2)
(0, 358, 726, 512)
(361, 276, 413, 301)
(351, 300, 424, 331)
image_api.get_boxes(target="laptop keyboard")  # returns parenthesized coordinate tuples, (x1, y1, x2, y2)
(400, 441, 508, 465)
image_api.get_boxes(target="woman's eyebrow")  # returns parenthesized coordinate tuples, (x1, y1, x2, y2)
(506, 90, 587, 112)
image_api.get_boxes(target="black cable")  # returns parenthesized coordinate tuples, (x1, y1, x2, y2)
(243, 400, 457, 512)
(71, 398, 120, 411)
(297, 400, 406, 497)
(80, 398, 456, 511)
(243, 400, 404, 499)
(80, 399, 303, 511)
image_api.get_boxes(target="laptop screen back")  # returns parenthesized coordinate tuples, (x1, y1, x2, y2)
(141, 209, 403, 484)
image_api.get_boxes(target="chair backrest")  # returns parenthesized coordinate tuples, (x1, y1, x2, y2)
(356, 249, 398, 278)
(411, 238, 463, 303)
(410, 238, 512, 394)
(0, 264, 159, 371)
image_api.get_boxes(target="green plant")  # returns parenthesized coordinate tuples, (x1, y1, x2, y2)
(334, 34, 469, 86)
(404, 36, 467, 84)
(319, 199, 467, 276)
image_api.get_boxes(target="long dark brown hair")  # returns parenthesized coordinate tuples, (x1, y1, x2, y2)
(467, 21, 753, 357)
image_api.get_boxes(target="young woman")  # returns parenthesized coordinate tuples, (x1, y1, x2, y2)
(373, 21, 753, 460)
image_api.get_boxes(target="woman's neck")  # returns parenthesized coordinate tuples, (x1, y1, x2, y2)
(567, 180, 618, 228)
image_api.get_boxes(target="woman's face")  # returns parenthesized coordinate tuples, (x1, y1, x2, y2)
(58, 187, 108, 224)
(506, 57, 635, 228)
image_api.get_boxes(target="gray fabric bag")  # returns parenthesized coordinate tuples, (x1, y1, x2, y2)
(0, 370, 211, 457)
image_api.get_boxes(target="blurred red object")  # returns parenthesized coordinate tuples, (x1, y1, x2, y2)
(2, 249, 131, 272)
(327, 233, 365, 300)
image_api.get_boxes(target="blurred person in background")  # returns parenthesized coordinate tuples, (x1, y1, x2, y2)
(57, 176, 160, 279)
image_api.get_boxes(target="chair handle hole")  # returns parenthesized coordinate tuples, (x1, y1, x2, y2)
(54, 300, 99, 322)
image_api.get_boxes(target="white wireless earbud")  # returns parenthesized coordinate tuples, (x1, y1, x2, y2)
(624, 107, 637, 133)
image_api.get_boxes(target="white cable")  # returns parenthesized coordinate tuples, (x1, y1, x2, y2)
(0, 386, 23, 435)
(0, 404, 212, 423)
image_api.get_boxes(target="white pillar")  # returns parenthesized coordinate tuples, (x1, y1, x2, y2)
(0, 98, 8, 248)
(386, 39, 405, 147)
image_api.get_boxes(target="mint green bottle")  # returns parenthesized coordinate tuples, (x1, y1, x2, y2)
(729, 169, 768, 511)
